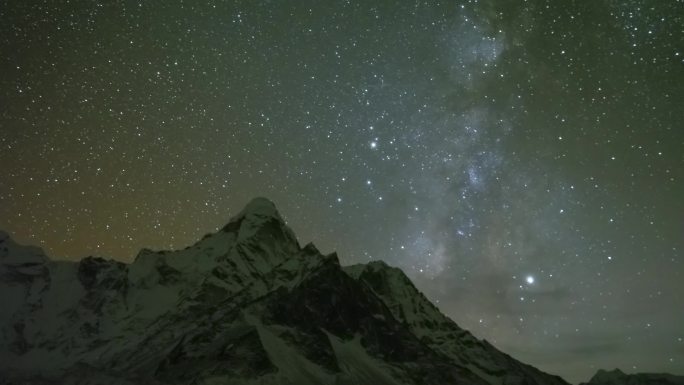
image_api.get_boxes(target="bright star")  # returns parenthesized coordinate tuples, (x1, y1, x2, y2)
(525, 275, 535, 285)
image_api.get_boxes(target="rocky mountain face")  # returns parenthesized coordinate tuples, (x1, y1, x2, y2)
(581, 369, 684, 385)
(1, 197, 570, 385)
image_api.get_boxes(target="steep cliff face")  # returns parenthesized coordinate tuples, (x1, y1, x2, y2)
(1, 198, 570, 385)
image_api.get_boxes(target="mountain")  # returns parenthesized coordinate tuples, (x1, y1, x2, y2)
(581, 369, 684, 385)
(1, 197, 569, 385)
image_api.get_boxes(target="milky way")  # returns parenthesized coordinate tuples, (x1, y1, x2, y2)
(1, 1, 683, 382)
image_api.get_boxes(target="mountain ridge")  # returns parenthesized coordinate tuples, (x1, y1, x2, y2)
(2, 197, 571, 384)
(580, 368, 684, 385)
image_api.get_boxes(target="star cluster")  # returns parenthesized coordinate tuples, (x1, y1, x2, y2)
(1, 1, 682, 383)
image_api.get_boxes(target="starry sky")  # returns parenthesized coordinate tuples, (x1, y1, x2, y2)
(1, 1, 683, 383)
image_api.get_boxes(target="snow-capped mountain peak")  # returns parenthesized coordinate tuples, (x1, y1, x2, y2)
(581, 368, 684, 385)
(1, 199, 571, 385)
(0, 230, 48, 266)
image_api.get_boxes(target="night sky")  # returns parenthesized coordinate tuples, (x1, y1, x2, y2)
(1, 1, 683, 383)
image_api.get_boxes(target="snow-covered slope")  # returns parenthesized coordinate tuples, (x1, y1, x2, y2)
(1, 197, 569, 385)
(345, 261, 568, 385)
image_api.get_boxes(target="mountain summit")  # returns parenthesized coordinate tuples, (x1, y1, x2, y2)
(581, 368, 684, 385)
(1, 198, 569, 385)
